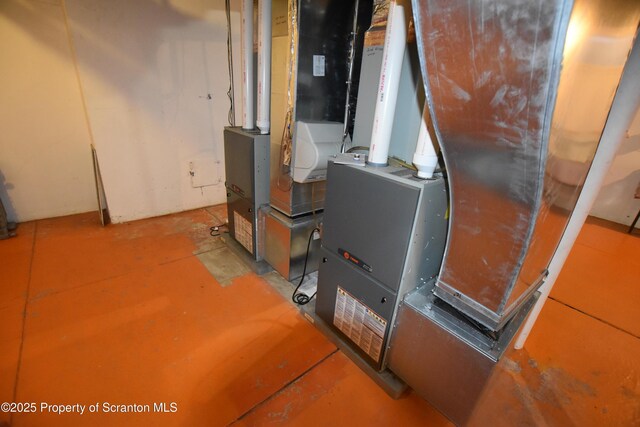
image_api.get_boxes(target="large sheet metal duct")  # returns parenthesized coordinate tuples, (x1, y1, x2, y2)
(413, 0, 640, 330)
(517, 32, 640, 348)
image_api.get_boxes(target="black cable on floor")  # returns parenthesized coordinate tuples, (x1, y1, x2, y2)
(210, 223, 228, 237)
(292, 227, 320, 305)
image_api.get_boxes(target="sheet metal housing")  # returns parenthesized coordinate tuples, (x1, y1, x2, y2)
(315, 162, 448, 370)
(387, 283, 538, 426)
(263, 208, 322, 281)
(413, 0, 640, 329)
(269, 0, 371, 216)
(224, 128, 270, 260)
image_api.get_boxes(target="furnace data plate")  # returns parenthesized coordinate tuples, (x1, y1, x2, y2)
(233, 211, 253, 254)
(333, 286, 387, 362)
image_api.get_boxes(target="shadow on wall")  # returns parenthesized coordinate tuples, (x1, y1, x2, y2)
(0, 170, 17, 223)
(593, 168, 640, 225)
(0, 0, 233, 119)
(590, 131, 640, 226)
(617, 132, 640, 156)
(1, 0, 240, 222)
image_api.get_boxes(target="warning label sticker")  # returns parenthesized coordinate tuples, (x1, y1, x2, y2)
(233, 211, 253, 254)
(333, 287, 387, 363)
(313, 55, 325, 77)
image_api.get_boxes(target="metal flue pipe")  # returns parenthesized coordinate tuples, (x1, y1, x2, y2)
(368, 1, 406, 166)
(257, 0, 271, 134)
(241, 0, 254, 130)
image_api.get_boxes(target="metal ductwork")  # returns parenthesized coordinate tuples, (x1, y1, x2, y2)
(413, 0, 640, 330)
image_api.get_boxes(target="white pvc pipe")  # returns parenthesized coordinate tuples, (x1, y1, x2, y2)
(257, 0, 271, 134)
(413, 105, 439, 178)
(514, 36, 640, 350)
(241, 0, 254, 130)
(368, 2, 406, 166)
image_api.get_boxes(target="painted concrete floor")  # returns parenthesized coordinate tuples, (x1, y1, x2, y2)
(0, 206, 638, 426)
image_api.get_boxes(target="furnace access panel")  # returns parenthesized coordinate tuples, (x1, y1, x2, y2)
(316, 162, 447, 370)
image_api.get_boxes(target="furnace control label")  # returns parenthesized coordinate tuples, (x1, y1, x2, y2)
(233, 211, 253, 254)
(333, 287, 387, 362)
(313, 55, 325, 77)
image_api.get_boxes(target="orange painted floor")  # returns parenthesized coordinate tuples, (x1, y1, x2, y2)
(0, 207, 638, 426)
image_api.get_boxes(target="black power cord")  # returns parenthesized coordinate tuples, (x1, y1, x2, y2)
(210, 223, 228, 237)
(224, 0, 235, 126)
(292, 227, 320, 305)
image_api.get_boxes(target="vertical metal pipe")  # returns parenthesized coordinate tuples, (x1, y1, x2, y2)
(367, 2, 406, 166)
(412, 105, 438, 179)
(257, 0, 271, 134)
(241, 0, 254, 130)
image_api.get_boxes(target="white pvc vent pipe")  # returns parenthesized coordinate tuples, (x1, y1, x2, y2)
(241, 0, 254, 130)
(413, 105, 439, 178)
(257, 0, 272, 134)
(368, 2, 406, 166)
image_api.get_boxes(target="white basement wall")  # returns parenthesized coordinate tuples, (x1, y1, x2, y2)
(0, 0, 96, 222)
(590, 108, 640, 228)
(64, 0, 242, 223)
